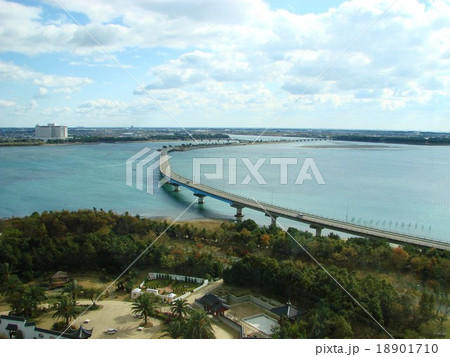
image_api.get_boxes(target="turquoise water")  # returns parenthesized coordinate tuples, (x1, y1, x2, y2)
(0, 140, 449, 242)
(169, 141, 450, 241)
(0, 142, 208, 221)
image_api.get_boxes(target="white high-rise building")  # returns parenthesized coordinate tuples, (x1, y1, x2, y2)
(35, 123, 68, 141)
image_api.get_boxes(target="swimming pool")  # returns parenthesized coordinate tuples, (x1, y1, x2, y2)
(242, 314, 279, 335)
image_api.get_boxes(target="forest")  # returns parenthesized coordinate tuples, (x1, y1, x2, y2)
(0, 209, 448, 338)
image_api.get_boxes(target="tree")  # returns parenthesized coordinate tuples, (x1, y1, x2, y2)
(260, 234, 271, 247)
(0, 262, 14, 285)
(329, 315, 353, 338)
(392, 247, 409, 269)
(272, 317, 307, 339)
(52, 296, 77, 327)
(184, 309, 215, 339)
(161, 255, 176, 269)
(8, 291, 37, 318)
(63, 280, 82, 304)
(170, 299, 189, 319)
(417, 293, 437, 326)
(131, 294, 157, 326)
(0, 274, 23, 296)
(161, 320, 185, 339)
(16, 285, 47, 317)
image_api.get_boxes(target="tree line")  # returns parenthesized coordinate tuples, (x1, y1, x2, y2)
(0, 209, 448, 338)
(224, 254, 440, 338)
(0, 209, 223, 282)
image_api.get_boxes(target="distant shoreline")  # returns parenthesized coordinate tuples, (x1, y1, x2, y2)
(2, 128, 450, 147)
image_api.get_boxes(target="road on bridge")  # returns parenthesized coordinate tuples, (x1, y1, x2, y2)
(159, 148, 450, 251)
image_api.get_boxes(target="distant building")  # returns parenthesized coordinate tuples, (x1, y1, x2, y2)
(0, 315, 92, 339)
(35, 123, 68, 141)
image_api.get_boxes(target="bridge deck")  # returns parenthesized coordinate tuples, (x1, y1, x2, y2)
(159, 148, 450, 251)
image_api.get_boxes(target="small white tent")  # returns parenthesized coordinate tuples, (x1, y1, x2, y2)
(131, 288, 142, 299)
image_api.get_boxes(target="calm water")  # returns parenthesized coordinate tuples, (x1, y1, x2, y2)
(0, 140, 449, 242)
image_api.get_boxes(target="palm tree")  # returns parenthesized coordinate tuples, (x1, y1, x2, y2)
(161, 320, 185, 339)
(28, 285, 46, 305)
(52, 296, 77, 326)
(170, 299, 189, 319)
(22, 285, 47, 317)
(184, 309, 215, 339)
(63, 280, 82, 303)
(131, 294, 157, 326)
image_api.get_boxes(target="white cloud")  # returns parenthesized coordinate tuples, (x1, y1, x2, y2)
(0, 60, 39, 82)
(78, 98, 127, 110)
(33, 87, 49, 98)
(0, 60, 92, 94)
(126, 0, 450, 117)
(0, 99, 16, 107)
(0, 0, 449, 129)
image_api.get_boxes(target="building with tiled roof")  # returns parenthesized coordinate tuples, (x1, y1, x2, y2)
(0, 315, 92, 339)
(270, 301, 305, 322)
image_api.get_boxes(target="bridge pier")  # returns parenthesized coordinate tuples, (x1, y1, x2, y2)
(310, 225, 323, 237)
(194, 193, 205, 204)
(265, 213, 278, 227)
(231, 204, 244, 221)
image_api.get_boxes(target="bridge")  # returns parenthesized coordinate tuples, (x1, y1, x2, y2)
(159, 148, 450, 251)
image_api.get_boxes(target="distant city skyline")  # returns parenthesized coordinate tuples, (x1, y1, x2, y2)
(0, 0, 449, 131)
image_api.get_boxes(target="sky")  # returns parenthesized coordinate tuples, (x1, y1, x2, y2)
(0, 0, 449, 131)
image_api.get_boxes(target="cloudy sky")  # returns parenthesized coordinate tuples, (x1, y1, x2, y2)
(0, 0, 449, 131)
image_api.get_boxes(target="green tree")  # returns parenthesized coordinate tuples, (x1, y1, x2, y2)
(161, 320, 185, 339)
(272, 317, 307, 339)
(184, 309, 215, 339)
(131, 294, 158, 326)
(0, 262, 14, 285)
(170, 299, 190, 319)
(52, 296, 77, 326)
(63, 280, 82, 303)
(329, 315, 353, 338)
(417, 293, 437, 325)
(0, 274, 23, 296)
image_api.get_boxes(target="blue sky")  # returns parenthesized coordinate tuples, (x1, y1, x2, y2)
(0, 0, 449, 131)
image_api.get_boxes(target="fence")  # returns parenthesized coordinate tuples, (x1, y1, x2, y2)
(226, 294, 279, 311)
(218, 315, 244, 338)
(133, 272, 208, 300)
